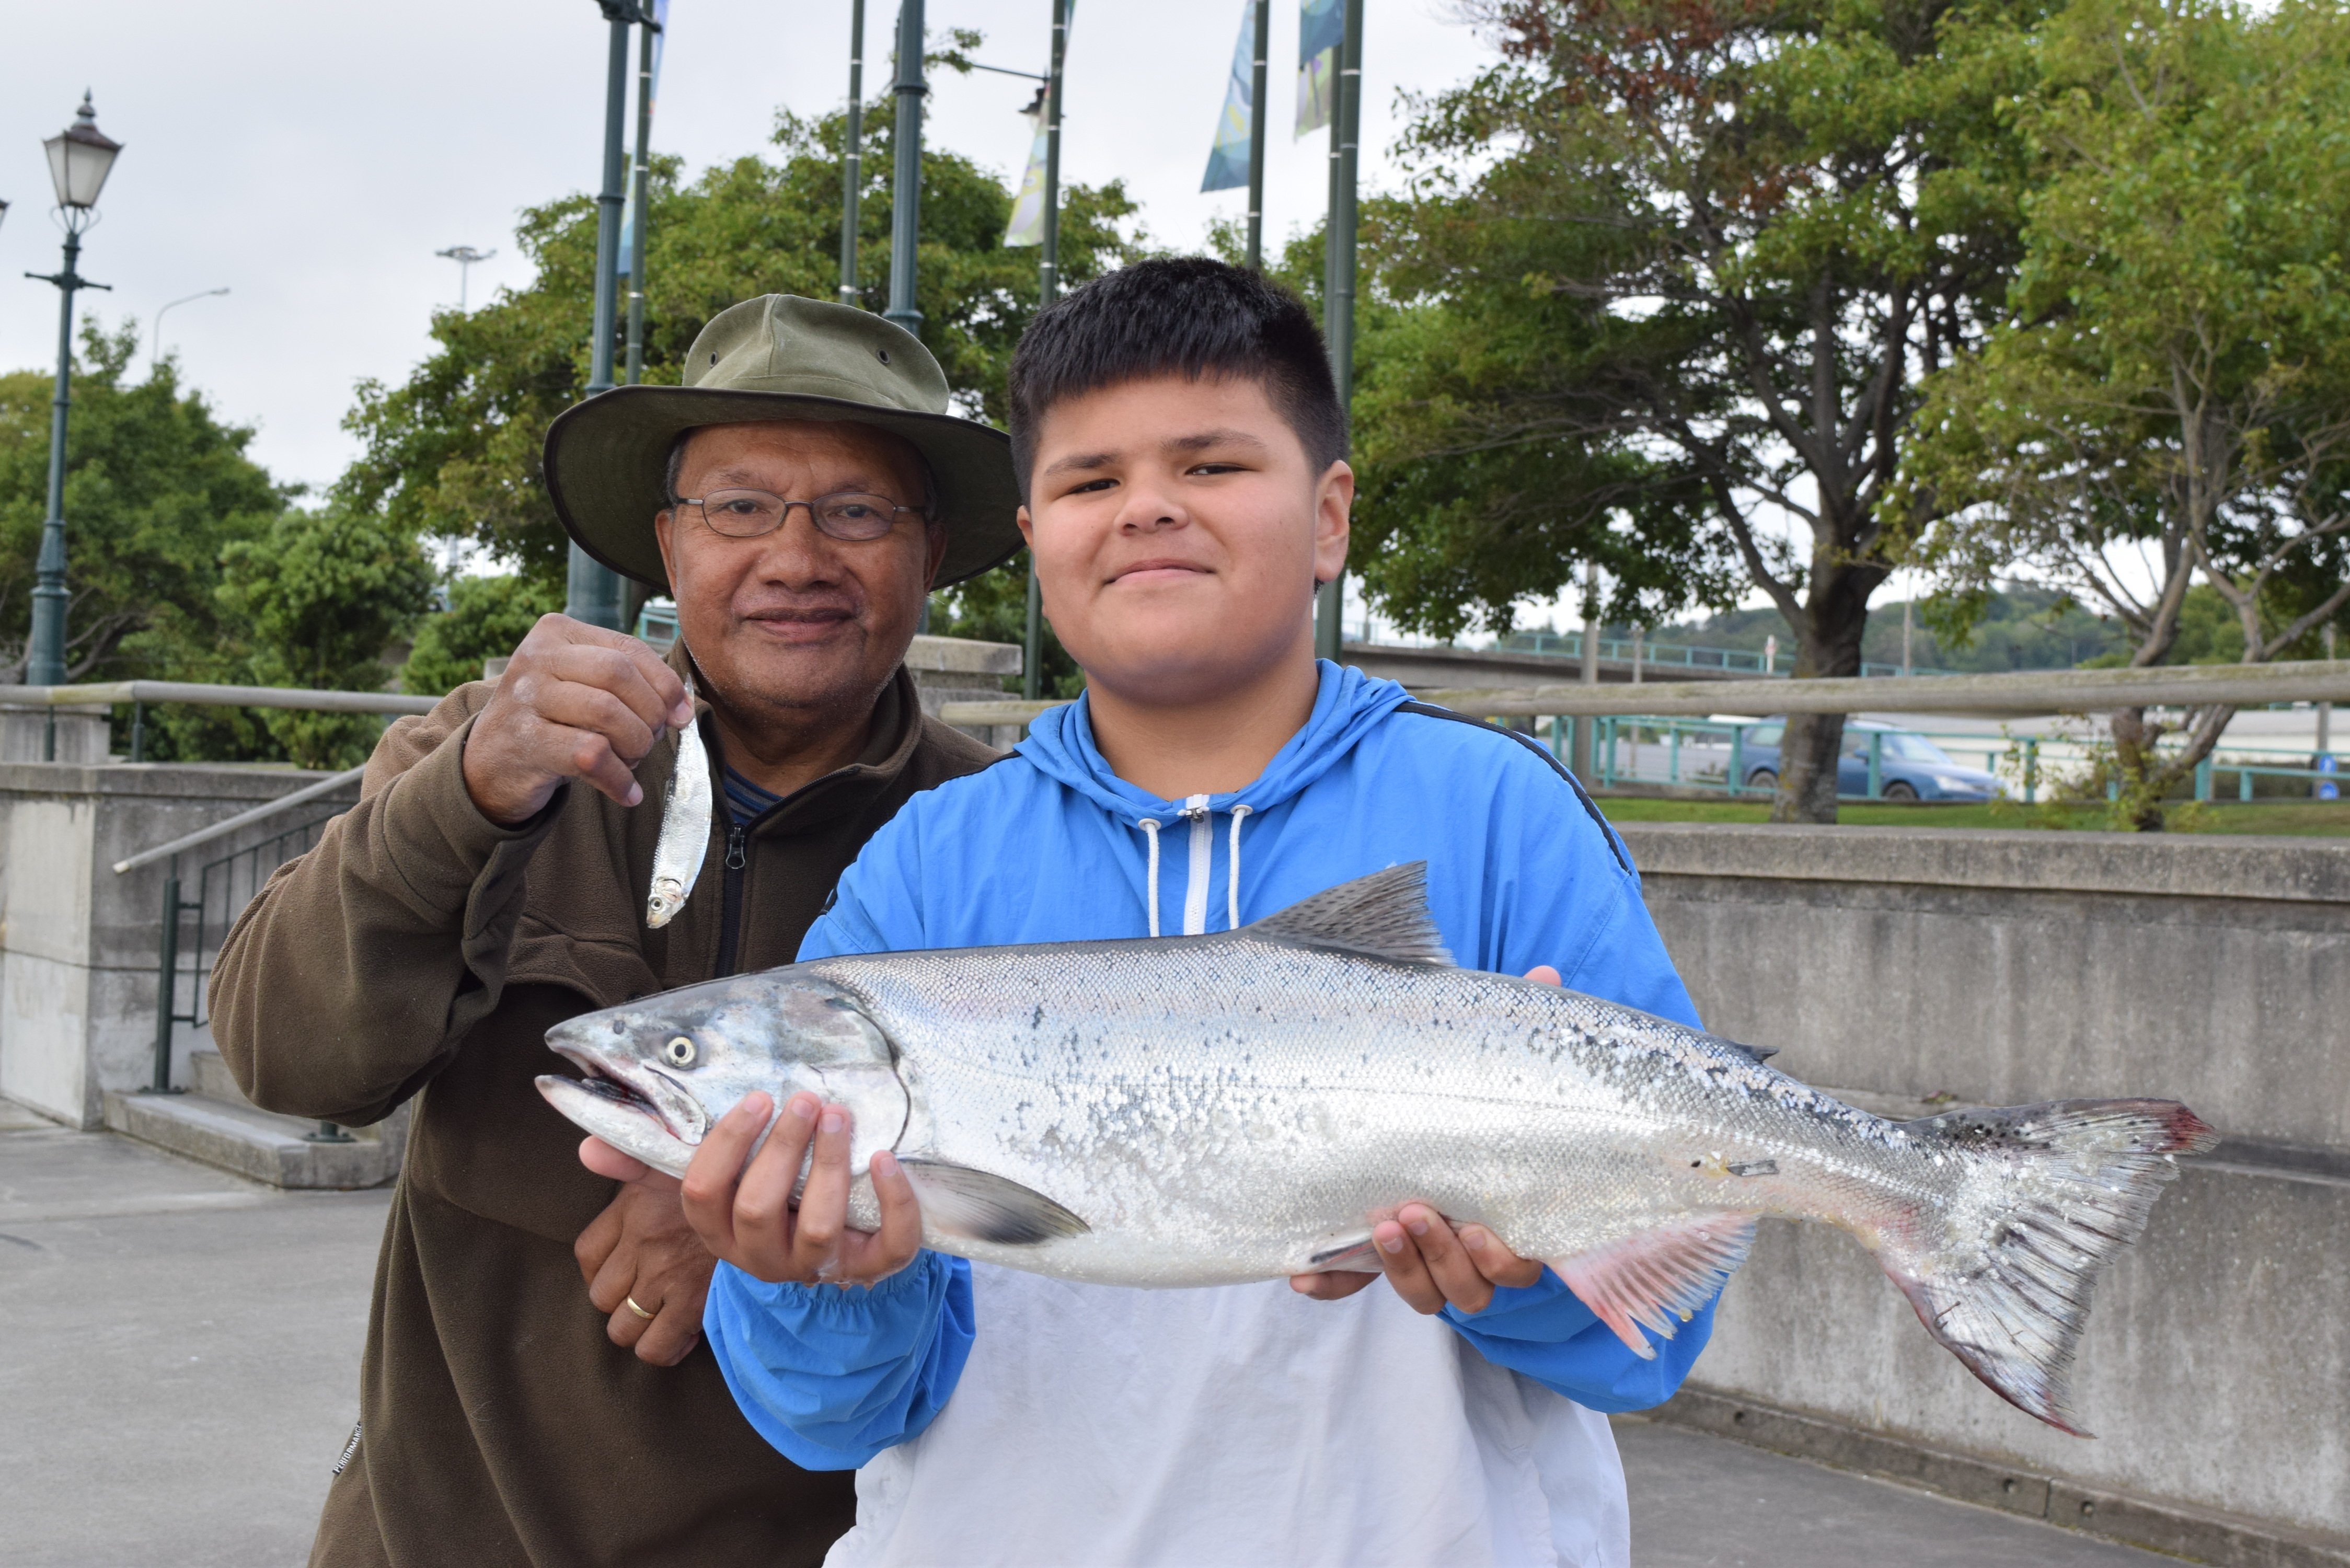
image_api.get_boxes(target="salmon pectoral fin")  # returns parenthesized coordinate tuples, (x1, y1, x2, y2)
(1550, 1212, 1759, 1361)
(898, 1158, 1091, 1246)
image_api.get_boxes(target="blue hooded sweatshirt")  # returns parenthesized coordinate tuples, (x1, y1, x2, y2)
(703, 663, 1722, 1566)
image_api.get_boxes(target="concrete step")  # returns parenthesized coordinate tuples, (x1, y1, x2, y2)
(189, 1049, 247, 1105)
(103, 1087, 404, 1191)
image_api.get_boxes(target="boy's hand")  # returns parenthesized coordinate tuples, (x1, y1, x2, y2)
(673, 1091, 924, 1287)
(1289, 964, 1561, 1313)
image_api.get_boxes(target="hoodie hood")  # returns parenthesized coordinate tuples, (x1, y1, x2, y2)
(1012, 662, 1414, 939)
(1017, 661, 1411, 824)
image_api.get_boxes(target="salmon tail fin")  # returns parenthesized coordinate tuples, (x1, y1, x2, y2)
(1885, 1099, 2218, 1437)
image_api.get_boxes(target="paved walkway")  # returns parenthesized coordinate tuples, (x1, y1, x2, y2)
(0, 1105, 2176, 1567)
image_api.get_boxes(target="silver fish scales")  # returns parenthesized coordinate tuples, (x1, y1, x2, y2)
(644, 670, 711, 930)
(542, 862, 2215, 1434)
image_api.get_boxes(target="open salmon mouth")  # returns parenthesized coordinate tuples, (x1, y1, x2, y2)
(575, 1070, 659, 1117)
(550, 1047, 712, 1145)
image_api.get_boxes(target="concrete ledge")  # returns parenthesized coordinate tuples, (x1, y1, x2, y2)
(1646, 1388, 2350, 1567)
(904, 635, 1021, 676)
(1616, 821, 2350, 904)
(102, 1090, 401, 1190)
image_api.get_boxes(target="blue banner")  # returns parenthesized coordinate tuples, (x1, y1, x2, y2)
(1201, 0, 1257, 192)
(1297, 0, 1342, 136)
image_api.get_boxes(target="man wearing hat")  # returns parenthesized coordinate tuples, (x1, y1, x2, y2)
(211, 296, 1023, 1567)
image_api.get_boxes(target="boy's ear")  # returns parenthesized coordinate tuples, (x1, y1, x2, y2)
(1312, 461, 1353, 587)
(1015, 504, 1034, 548)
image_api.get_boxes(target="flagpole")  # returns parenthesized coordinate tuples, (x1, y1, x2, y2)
(885, 0, 926, 333)
(841, 0, 866, 304)
(1246, 0, 1269, 269)
(624, 11, 658, 385)
(1313, 0, 1362, 663)
(569, 1, 641, 633)
(1024, 0, 1070, 701)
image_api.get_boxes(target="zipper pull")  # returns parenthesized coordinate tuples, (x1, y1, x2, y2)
(725, 822, 747, 871)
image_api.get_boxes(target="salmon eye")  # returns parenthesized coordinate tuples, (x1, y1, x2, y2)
(663, 1036, 696, 1068)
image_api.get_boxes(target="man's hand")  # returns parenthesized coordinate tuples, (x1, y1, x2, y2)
(674, 1091, 924, 1287)
(1289, 963, 1562, 1315)
(574, 1168, 715, 1366)
(463, 613, 695, 826)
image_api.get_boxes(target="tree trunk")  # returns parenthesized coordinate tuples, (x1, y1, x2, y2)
(1768, 564, 1876, 825)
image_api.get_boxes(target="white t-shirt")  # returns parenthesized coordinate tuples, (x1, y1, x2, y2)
(824, 1264, 1629, 1568)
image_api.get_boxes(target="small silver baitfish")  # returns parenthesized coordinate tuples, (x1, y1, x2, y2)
(543, 862, 2216, 1434)
(644, 670, 711, 929)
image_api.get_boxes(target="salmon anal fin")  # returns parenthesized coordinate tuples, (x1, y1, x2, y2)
(1551, 1212, 1758, 1361)
(1300, 1230, 1379, 1272)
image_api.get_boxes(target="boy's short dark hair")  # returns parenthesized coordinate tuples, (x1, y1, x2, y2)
(1007, 257, 1347, 494)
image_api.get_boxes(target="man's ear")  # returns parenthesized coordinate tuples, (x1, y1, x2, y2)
(923, 521, 950, 586)
(653, 509, 679, 591)
(1311, 460, 1353, 587)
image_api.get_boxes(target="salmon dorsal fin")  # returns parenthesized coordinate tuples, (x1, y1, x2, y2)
(1248, 862, 1453, 966)
(1550, 1212, 1758, 1360)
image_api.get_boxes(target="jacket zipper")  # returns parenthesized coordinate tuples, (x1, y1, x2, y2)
(716, 821, 748, 977)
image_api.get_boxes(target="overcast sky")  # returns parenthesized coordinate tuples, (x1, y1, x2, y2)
(1, 1, 1496, 495)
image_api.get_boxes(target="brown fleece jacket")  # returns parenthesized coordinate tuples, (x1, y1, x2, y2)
(210, 664, 996, 1568)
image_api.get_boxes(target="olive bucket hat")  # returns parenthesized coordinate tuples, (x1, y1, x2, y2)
(543, 294, 1024, 592)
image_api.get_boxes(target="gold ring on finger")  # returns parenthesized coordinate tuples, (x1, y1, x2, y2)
(623, 1295, 657, 1321)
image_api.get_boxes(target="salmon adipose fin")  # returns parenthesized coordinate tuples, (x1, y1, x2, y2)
(1552, 1212, 1760, 1359)
(1882, 1099, 2219, 1437)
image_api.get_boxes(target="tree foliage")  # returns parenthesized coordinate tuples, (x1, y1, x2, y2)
(0, 322, 290, 684)
(213, 504, 437, 768)
(1352, 0, 2046, 820)
(343, 95, 1141, 599)
(1905, 0, 2350, 824)
(401, 573, 567, 697)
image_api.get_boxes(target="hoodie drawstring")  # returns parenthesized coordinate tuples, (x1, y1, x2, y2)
(1227, 805, 1252, 930)
(1137, 818, 1163, 938)
(1139, 801, 1251, 938)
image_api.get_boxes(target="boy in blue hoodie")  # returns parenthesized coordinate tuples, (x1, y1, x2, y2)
(612, 259, 1724, 1566)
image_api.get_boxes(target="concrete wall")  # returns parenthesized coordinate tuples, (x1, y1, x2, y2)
(907, 633, 1024, 749)
(1618, 823, 2350, 1549)
(0, 765, 360, 1129)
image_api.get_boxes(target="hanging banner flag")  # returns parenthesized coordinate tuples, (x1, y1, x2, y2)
(1004, 2, 1076, 247)
(617, 0, 672, 275)
(1201, 0, 1257, 192)
(1296, 0, 1342, 136)
(1005, 91, 1051, 246)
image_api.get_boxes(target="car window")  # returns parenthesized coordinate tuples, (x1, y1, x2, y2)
(1746, 725, 1782, 746)
(1882, 733, 1953, 763)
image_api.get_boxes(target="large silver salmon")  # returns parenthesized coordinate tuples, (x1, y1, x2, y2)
(539, 863, 2214, 1434)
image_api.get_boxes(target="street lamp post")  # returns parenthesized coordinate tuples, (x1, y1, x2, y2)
(151, 286, 229, 370)
(1022, 0, 1070, 700)
(841, 0, 867, 305)
(435, 245, 494, 311)
(1312, 0, 1364, 664)
(885, 0, 927, 335)
(26, 94, 124, 707)
(568, 3, 651, 632)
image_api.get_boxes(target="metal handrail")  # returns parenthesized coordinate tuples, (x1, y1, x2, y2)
(112, 765, 366, 876)
(937, 658, 2350, 728)
(0, 679, 438, 715)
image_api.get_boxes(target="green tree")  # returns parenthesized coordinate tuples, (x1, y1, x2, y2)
(1906, 0, 2350, 826)
(401, 573, 568, 696)
(215, 504, 436, 769)
(1351, 0, 2044, 821)
(342, 94, 1139, 598)
(0, 322, 289, 684)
